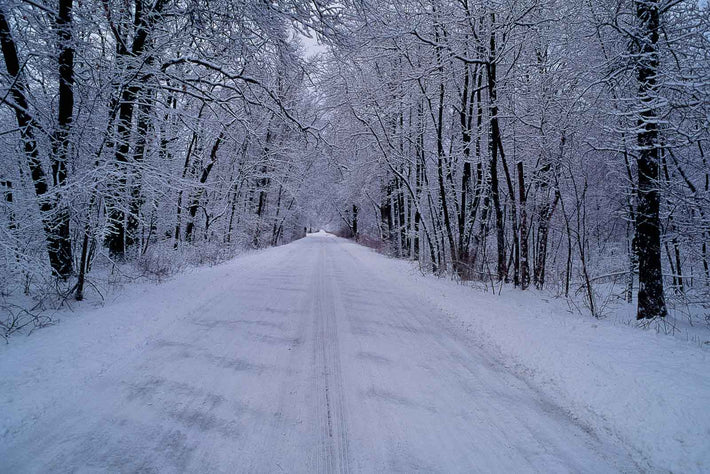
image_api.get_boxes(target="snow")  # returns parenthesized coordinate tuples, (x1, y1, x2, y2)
(342, 240, 710, 473)
(1, 233, 708, 472)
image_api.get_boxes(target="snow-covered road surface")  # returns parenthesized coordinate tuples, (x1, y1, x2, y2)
(2, 233, 643, 472)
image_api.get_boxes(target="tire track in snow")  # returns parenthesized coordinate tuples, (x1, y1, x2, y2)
(311, 243, 351, 473)
(247, 244, 316, 472)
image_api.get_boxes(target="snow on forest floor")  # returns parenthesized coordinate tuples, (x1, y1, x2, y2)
(1, 233, 709, 472)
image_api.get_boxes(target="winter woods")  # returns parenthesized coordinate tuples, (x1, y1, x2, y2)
(1, 0, 708, 329)
(0, 0, 322, 316)
(315, 0, 710, 320)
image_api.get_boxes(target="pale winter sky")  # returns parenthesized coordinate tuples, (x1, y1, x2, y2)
(296, 30, 328, 58)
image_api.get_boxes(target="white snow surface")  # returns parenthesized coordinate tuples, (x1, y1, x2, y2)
(1, 234, 708, 472)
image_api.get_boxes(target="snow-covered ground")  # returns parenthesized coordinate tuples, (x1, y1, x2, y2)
(1, 233, 708, 472)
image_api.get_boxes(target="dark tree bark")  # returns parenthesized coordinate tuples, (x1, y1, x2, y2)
(532, 190, 558, 290)
(51, 0, 75, 275)
(174, 130, 198, 247)
(634, 0, 667, 320)
(487, 80, 505, 280)
(457, 64, 479, 278)
(75, 196, 97, 301)
(381, 180, 393, 245)
(433, 34, 457, 273)
(271, 185, 284, 246)
(497, 132, 518, 285)
(396, 180, 406, 254)
(126, 90, 154, 249)
(0, 8, 73, 278)
(486, 13, 506, 281)
(413, 157, 421, 260)
(252, 128, 273, 248)
(1, 181, 14, 230)
(532, 153, 559, 290)
(185, 133, 224, 242)
(104, 0, 169, 257)
(467, 78, 486, 271)
(517, 161, 530, 289)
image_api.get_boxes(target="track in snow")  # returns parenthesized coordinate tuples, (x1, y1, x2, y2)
(1, 233, 641, 472)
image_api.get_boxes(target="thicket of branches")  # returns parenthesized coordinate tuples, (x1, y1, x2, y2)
(315, 0, 709, 321)
(0, 0, 339, 334)
(1, 0, 708, 334)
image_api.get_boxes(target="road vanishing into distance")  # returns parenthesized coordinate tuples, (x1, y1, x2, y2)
(1, 233, 641, 473)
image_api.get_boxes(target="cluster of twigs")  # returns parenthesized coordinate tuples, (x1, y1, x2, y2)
(0, 301, 54, 341)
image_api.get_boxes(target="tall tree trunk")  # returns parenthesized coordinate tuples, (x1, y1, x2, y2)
(51, 0, 75, 276)
(433, 31, 457, 272)
(413, 183, 421, 260)
(352, 204, 358, 239)
(486, 13, 506, 281)
(518, 161, 530, 289)
(468, 80, 487, 273)
(458, 64, 479, 277)
(105, 81, 142, 256)
(185, 133, 224, 242)
(0, 9, 73, 277)
(533, 201, 557, 290)
(104, 0, 167, 257)
(75, 196, 97, 301)
(271, 185, 283, 246)
(498, 135, 518, 285)
(126, 90, 153, 252)
(700, 142, 710, 286)
(381, 180, 393, 245)
(635, 0, 667, 320)
(174, 130, 198, 248)
(253, 128, 272, 247)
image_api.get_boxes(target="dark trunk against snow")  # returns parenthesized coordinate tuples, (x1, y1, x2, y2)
(518, 161, 530, 290)
(487, 30, 506, 281)
(0, 8, 74, 278)
(185, 133, 224, 243)
(634, 0, 667, 320)
(105, 0, 167, 257)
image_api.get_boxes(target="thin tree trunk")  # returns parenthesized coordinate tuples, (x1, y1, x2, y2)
(174, 130, 199, 248)
(271, 185, 284, 246)
(518, 161, 530, 289)
(126, 89, 153, 250)
(487, 14, 506, 281)
(75, 196, 97, 301)
(433, 30, 457, 272)
(185, 133, 224, 242)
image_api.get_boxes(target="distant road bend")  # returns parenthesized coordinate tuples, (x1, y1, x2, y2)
(1, 232, 641, 472)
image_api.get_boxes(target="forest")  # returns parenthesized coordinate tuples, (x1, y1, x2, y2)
(1, 0, 709, 334)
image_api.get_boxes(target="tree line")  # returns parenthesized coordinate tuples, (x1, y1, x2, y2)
(1, 0, 708, 325)
(0, 0, 333, 314)
(315, 0, 709, 320)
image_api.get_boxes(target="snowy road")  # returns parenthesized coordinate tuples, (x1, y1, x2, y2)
(1, 233, 641, 473)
